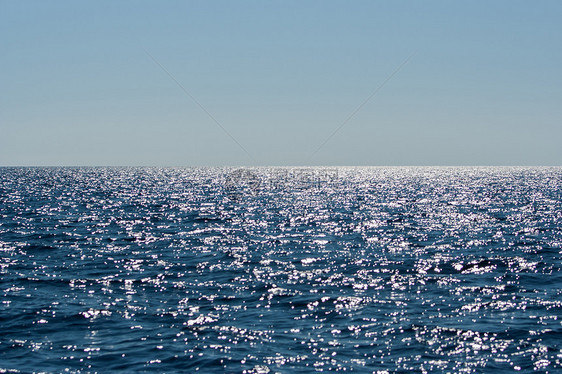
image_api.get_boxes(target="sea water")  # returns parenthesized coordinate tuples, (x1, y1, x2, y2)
(0, 167, 561, 372)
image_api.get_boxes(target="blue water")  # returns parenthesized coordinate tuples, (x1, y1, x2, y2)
(1, 167, 561, 373)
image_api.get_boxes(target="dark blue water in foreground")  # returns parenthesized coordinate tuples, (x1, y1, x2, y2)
(1, 167, 561, 373)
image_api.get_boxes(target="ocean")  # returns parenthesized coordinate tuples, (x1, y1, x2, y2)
(0, 167, 560, 373)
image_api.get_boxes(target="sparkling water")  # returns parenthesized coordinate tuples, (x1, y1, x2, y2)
(1, 167, 561, 372)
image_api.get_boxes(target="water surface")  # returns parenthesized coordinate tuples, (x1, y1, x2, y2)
(1, 167, 561, 372)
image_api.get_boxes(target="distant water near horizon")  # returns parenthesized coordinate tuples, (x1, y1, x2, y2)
(1, 167, 561, 372)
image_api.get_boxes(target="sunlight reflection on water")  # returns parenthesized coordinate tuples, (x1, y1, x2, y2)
(0, 167, 561, 372)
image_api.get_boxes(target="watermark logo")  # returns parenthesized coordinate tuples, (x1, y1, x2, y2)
(267, 169, 339, 191)
(224, 168, 339, 200)
(224, 169, 261, 199)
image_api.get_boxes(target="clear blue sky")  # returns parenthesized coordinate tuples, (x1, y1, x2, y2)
(1, 1, 561, 166)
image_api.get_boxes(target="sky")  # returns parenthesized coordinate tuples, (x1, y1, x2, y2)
(1, 1, 561, 166)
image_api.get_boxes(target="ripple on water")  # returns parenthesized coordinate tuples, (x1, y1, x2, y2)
(0, 167, 561, 372)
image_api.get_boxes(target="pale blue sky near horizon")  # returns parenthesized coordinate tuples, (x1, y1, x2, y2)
(1, 1, 561, 166)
